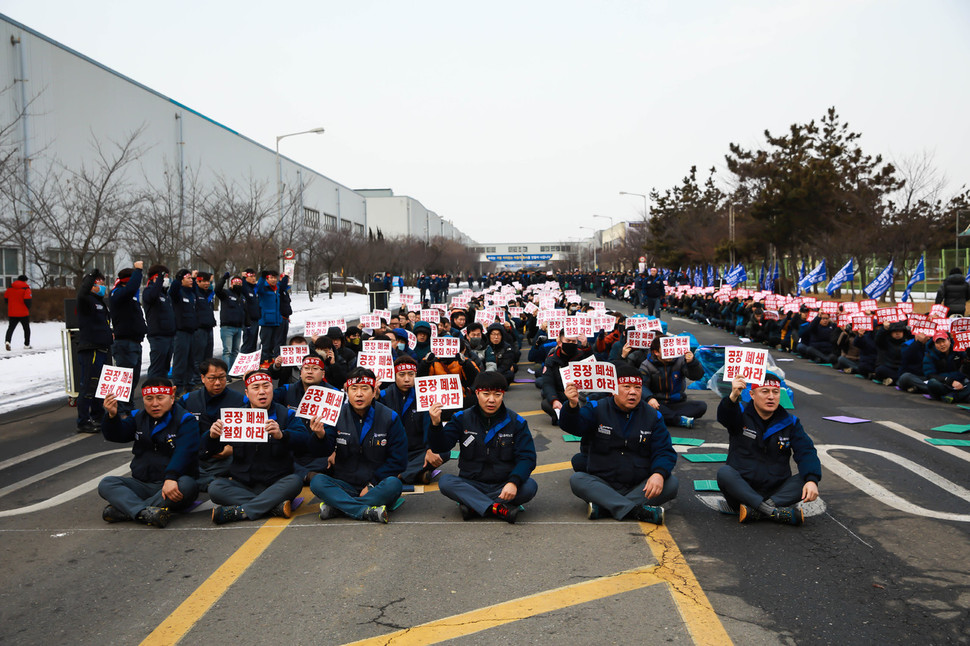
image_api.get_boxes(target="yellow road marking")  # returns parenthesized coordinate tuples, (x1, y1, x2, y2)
(343, 565, 665, 646)
(532, 461, 571, 475)
(639, 523, 733, 645)
(517, 409, 545, 416)
(140, 516, 295, 646)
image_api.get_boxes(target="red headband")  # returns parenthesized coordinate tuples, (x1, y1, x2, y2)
(303, 356, 325, 368)
(395, 362, 417, 373)
(346, 376, 376, 388)
(751, 379, 781, 390)
(617, 376, 642, 385)
(475, 388, 505, 394)
(142, 385, 175, 396)
(245, 372, 273, 386)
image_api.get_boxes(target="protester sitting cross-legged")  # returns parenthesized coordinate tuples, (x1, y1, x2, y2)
(638, 334, 707, 429)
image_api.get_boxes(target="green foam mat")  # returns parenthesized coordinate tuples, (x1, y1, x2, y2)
(682, 453, 728, 463)
(931, 424, 970, 434)
(925, 438, 970, 446)
(562, 434, 582, 442)
(693, 480, 720, 491)
(671, 437, 705, 446)
(449, 450, 460, 459)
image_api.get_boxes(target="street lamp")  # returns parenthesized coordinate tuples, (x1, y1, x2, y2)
(276, 127, 325, 271)
(619, 191, 648, 219)
(580, 226, 597, 271)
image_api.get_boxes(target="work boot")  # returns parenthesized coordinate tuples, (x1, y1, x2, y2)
(458, 503, 475, 521)
(304, 471, 319, 485)
(361, 506, 388, 523)
(269, 500, 292, 519)
(489, 503, 519, 524)
(633, 504, 665, 525)
(318, 502, 341, 520)
(587, 502, 607, 520)
(136, 506, 171, 528)
(770, 506, 804, 526)
(211, 505, 247, 525)
(102, 504, 130, 523)
(418, 468, 434, 485)
(738, 504, 765, 523)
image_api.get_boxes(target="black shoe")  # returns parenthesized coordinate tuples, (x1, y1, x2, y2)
(269, 500, 292, 518)
(304, 471, 319, 485)
(211, 505, 247, 525)
(490, 503, 519, 524)
(587, 502, 607, 520)
(771, 506, 804, 526)
(136, 506, 171, 528)
(77, 421, 100, 434)
(633, 504, 664, 525)
(458, 503, 474, 521)
(102, 504, 130, 523)
(738, 504, 764, 523)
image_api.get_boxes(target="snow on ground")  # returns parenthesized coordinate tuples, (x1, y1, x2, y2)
(0, 287, 432, 417)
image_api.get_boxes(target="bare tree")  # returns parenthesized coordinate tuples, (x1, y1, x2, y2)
(194, 174, 278, 273)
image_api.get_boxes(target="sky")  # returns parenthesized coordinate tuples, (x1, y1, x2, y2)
(2, 0, 969, 244)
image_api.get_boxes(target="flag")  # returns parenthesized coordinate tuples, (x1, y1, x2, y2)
(796, 260, 806, 296)
(863, 259, 895, 300)
(798, 259, 827, 291)
(901, 255, 925, 303)
(758, 264, 766, 291)
(706, 265, 714, 287)
(825, 258, 855, 295)
(771, 262, 780, 293)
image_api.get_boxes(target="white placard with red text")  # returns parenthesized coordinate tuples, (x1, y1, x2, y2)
(420, 308, 440, 323)
(406, 330, 417, 350)
(229, 351, 262, 376)
(295, 386, 345, 424)
(356, 352, 395, 382)
(430, 336, 459, 358)
(305, 318, 346, 337)
(723, 346, 770, 385)
(279, 345, 308, 367)
(631, 317, 663, 331)
(362, 340, 392, 354)
(626, 330, 655, 349)
(95, 365, 134, 402)
(373, 309, 392, 322)
(359, 314, 382, 329)
(414, 375, 463, 411)
(659, 335, 691, 360)
(559, 361, 617, 393)
(220, 408, 267, 442)
(399, 293, 416, 307)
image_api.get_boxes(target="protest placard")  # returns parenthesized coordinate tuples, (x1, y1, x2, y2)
(414, 375, 463, 411)
(723, 346, 770, 385)
(858, 299, 878, 312)
(850, 314, 874, 332)
(420, 308, 440, 323)
(359, 314, 382, 329)
(362, 340, 392, 353)
(221, 408, 267, 442)
(373, 309, 391, 322)
(279, 345, 308, 367)
(356, 352, 395, 382)
(659, 335, 691, 360)
(399, 293, 416, 307)
(875, 307, 904, 324)
(559, 361, 617, 393)
(950, 319, 970, 351)
(819, 301, 839, 315)
(589, 300, 606, 311)
(229, 350, 261, 376)
(406, 330, 417, 350)
(430, 336, 459, 358)
(930, 304, 949, 318)
(305, 318, 346, 337)
(626, 330, 655, 349)
(95, 365, 133, 402)
(294, 386, 344, 424)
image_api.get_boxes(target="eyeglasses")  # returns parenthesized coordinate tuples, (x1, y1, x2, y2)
(204, 375, 228, 382)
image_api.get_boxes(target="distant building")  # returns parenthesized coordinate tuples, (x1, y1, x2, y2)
(356, 189, 474, 244)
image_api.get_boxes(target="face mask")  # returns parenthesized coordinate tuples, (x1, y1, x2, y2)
(467, 337, 484, 350)
(396, 342, 406, 352)
(96, 284, 107, 298)
(561, 342, 578, 358)
(350, 338, 360, 346)
(162, 276, 171, 288)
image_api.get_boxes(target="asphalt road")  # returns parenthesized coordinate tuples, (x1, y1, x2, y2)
(1, 302, 969, 645)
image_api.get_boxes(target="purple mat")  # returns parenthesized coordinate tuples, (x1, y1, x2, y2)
(515, 378, 536, 383)
(823, 415, 870, 424)
(292, 496, 305, 510)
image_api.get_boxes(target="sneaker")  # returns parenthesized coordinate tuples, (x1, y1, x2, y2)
(841, 368, 853, 374)
(882, 378, 894, 386)
(136, 506, 171, 528)
(361, 505, 388, 523)
(318, 502, 340, 520)
(490, 502, 519, 524)
(270, 500, 292, 518)
(679, 416, 694, 429)
(905, 386, 916, 393)
(633, 504, 665, 525)
(587, 502, 606, 520)
(458, 503, 474, 521)
(738, 504, 764, 524)
(211, 505, 247, 525)
(4, 342, 9, 351)
(23, 344, 31, 350)
(102, 504, 130, 523)
(770, 506, 804, 526)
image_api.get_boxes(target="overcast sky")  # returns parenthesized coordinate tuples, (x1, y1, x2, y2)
(4, 0, 969, 244)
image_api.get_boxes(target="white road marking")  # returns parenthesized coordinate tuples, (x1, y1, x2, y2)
(785, 380, 820, 395)
(0, 449, 129, 499)
(877, 421, 970, 466)
(0, 464, 129, 518)
(0, 433, 95, 472)
(817, 444, 970, 522)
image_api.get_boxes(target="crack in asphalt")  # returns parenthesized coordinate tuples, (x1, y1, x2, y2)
(358, 597, 408, 630)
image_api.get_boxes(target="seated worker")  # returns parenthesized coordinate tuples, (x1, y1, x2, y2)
(923, 331, 970, 403)
(98, 378, 199, 528)
(485, 322, 517, 385)
(308, 368, 407, 523)
(268, 334, 310, 385)
(896, 330, 932, 395)
(181, 358, 245, 491)
(716, 374, 821, 526)
(560, 363, 677, 524)
(540, 330, 594, 425)
(428, 371, 538, 523)
(873, 321, 908, 386)
(412, 321, 433, 360)
(309, 335, 348, 387)
(464, 322, 491, 371)
(273, 354, 339, 484)
(638, 334, 707, 428)
(418, 342, 482, 411)
(795, 311, 839, 364)
(207, 370, 309, 524)
(380, 356, 449, 484)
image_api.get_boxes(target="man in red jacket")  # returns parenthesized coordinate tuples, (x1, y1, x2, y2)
(4, 275, 32, 351)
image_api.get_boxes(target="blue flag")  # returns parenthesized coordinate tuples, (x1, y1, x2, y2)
(796, 260, 807, 296)
(798, 259, 827, 291)
(758, 264, 766, 291)
(863, 259, 895, 300)
(825, 258, 855, 295)
(706, 265, 714, 287)
(771, 262, 780, 293)
(901, 255, 925, 303)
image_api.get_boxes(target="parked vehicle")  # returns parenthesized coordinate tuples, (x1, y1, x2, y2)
(316, 275, 365, 294)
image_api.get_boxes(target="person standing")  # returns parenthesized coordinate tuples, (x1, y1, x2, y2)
(256, 270, 282, 364)
(240, 269, 262, 354)
(192, 271, 216, 389)
(4, 274, 32, 351)
(109, 261, 146, 389)
(215, 272, 246, 369)
(76, 269, 113, 433)
(142, 265, 176, 379)
(170, 269, 198, 396)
